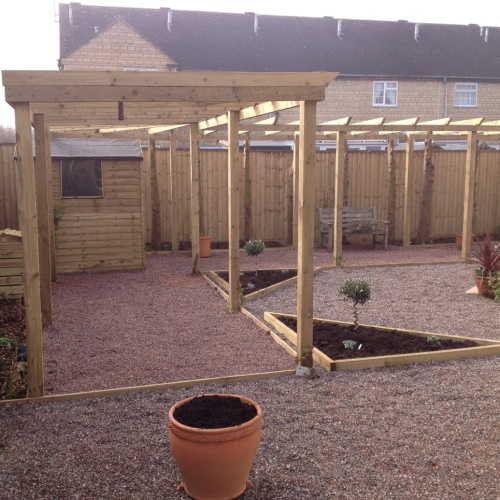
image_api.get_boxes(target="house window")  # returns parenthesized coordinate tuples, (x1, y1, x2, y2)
(455, 83, 478, 107)
(61, 159, 103, 197)
(373, 81, 398, 106)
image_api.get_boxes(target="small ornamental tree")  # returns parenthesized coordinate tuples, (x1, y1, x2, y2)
(339, 278, 371, 330)
(244, 239, 265, 275)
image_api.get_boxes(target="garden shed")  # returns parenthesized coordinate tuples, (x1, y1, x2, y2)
(49, 138, 145, 273)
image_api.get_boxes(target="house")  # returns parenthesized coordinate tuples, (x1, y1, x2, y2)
(58, 3, 500, 124)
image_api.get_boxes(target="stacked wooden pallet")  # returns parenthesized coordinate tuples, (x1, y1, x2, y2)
(0, 229, 23, 299)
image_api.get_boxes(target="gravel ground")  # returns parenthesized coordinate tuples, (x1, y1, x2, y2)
(2, 243, 500, 499)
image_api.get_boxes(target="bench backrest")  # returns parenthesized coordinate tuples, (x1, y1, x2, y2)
(318, 207, 378, 227)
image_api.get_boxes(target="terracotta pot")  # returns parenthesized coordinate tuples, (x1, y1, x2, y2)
(168, 394, 262, 500)
(474, 274, 494, 298)
(455, 232, 474, 250)
(199, 236, 212, 258)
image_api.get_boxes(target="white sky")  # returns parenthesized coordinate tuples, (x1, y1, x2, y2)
(1, 0, 499, 127)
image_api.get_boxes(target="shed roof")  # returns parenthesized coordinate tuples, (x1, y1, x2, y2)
(50, 138, 143, 158)
(59, 3, 500, 79)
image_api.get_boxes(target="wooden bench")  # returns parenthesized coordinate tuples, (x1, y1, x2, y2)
(318, 207, 390, 251)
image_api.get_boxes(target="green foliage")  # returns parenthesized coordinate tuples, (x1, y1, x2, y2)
(342, 339, 358, 350)
(339, 278, 371, 306)
(244, 239, 265, 275)
(339, 278, 371, 330)
(53, 204, 64, 229)
(426, 335, 440, 344)
(244, 239, 265, 257)
(489, 274, 500, 301)
(472, 234, 500, 277)
(0, 337, 14, 349)
(53, 204, 64, 247)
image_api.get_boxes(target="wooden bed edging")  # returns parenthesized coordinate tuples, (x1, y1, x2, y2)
(318, 260, 464, 271)
(0, 369, 296, 405)
(264, 312, 500, 371)
(203, 267, 322, 303)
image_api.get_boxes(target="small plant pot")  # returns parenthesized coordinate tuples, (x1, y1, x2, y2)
(475, 275, 494, 298)
(199, 236, 212, 258)
(168, 394, 262, 500)
(455, 232, 474, 250)
(16, 344, 27, 362)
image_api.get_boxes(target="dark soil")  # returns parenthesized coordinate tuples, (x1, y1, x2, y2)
(173, 395, 258, 429)
(277, 316, 478, 359)
(146, 240, 287, 252)
(217, 269, 297, 295)
(0, 299, 27, 399)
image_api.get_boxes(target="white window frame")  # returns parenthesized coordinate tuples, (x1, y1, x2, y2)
(454, 83, 478, 107)
(372, 81, 398, 107)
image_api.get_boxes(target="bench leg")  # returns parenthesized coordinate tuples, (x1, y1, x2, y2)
(384, 230, 388, 250)
(328, 227, 333, 253)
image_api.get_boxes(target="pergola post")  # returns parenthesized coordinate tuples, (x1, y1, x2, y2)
(462, 131, 477, 259)
(44, 123, 56, 282)
(33, 113, 53, 327)
(190, 123, 200, 273)
(149, 139, 161, 250)
(403, 134, 415, 247)
(333, 131, 346, 266)
(228, 110, 241, 311)
(292, 133, 300, 250)
(386, 139, 396, 244)
(243, 139, 252, 242)
(169, 134, 179, 253)
(296, 101, 317, 367)
(14, 103, 44, 397)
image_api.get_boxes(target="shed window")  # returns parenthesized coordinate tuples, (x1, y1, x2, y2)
(455, 83, 478, 107)
(373, 81, 398, 106)
(61, 159, 103, 197)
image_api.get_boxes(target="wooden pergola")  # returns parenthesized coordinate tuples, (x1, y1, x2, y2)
(2, 70, 336, 397)
(4, 70, 499, 398)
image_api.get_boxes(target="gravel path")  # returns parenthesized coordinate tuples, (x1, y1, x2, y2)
(2, 243, 500, 499)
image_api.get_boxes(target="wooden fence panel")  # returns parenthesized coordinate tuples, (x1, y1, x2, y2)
(1, 145, 499, 246)
(0, 145, 17, 230)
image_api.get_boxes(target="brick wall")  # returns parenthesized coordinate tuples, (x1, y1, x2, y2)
(281, 77, 500, 122)
(61, 19, 178, 71)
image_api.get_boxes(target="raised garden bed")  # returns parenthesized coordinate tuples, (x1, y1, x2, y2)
(146, 240, 287, 252)
(264, 312, 500, 371)
(204, 268, 301, 301)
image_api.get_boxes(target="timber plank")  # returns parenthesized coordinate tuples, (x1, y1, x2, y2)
(0, 370, 296, 405)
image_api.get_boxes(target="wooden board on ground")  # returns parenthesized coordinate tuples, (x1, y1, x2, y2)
(264, 312, 500, 371)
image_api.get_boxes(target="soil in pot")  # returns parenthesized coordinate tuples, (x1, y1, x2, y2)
(217, 269, 297, 295)
(173, 395, 257, 429)
(277, 316, 478, 360)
